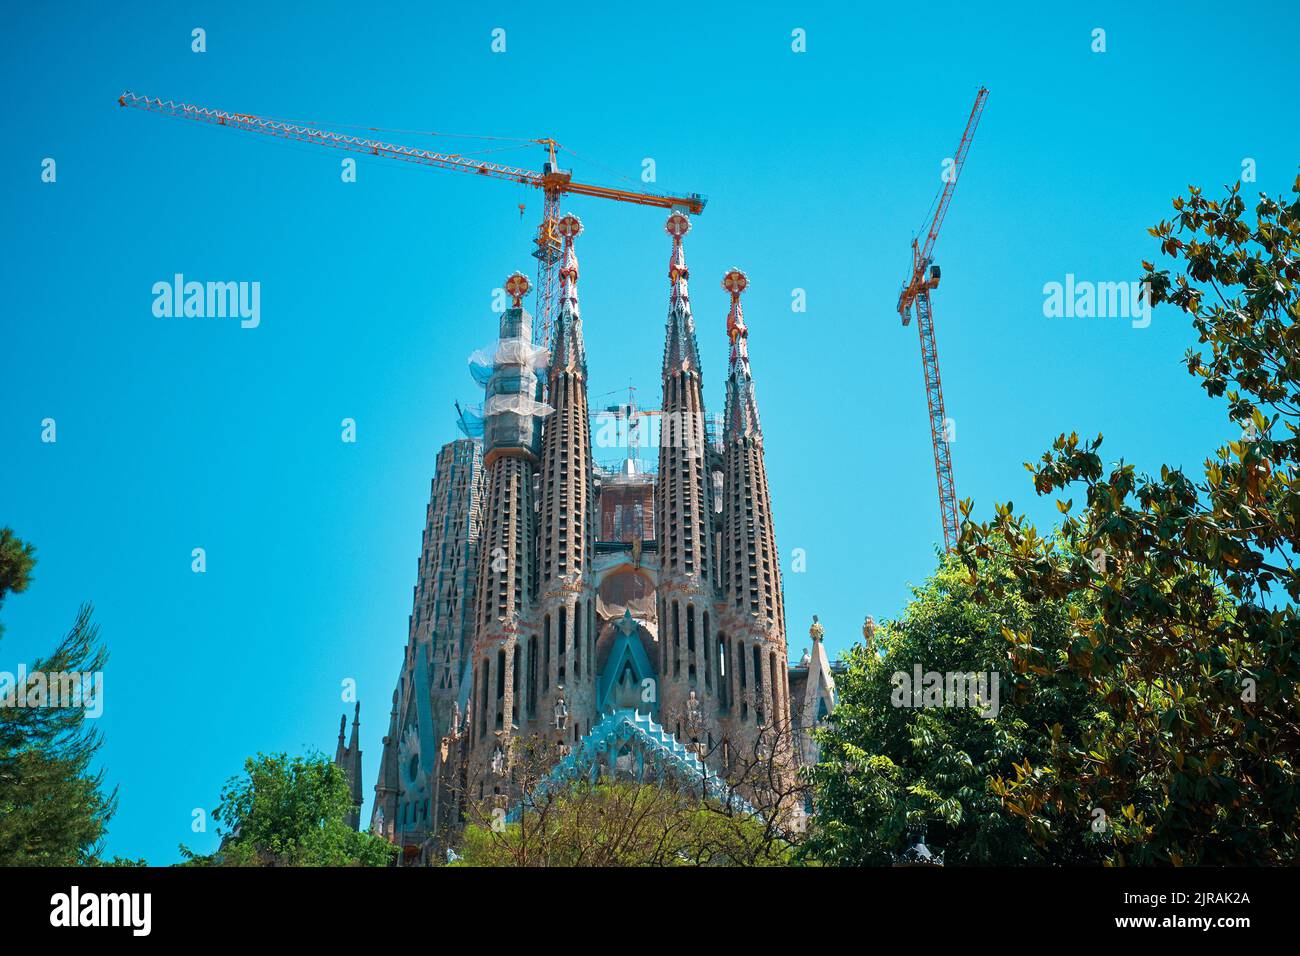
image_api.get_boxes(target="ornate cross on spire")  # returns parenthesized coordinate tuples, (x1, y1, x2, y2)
(557, 214, 582, 312)
(661, 212, 702, 374)
(722, 267, 762, 438)
(723, 267, 749, 362)
(551, 213, 585, 368)
(505, 271, 532, 308)
(666, 212, 691, 307)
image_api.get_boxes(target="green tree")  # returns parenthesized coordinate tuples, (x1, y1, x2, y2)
(0, 529, 118, 865)
(0, 529, 36, 634)
(454, 778, 794, 867)
(958, 177, 1300, 864)
(182, 751, 395, 867)
(805, 553, 1101, 865)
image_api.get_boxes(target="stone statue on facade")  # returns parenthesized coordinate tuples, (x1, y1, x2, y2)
(809, 614, 825, 644)
(685, 689, 703, 740)
(490, 741, 506, 776)
(553, 691, 569, 731)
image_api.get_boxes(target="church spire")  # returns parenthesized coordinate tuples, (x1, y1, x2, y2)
(723, 269, 761, 438)
(333, 702, 363, 831)
(719, 266, 788, 732)
(467, 267, 543, 791)
(535, 211, 598, 754)
(662, 212, 701, 374)
(655, 211, 717, 738)
(551, 214, 585, 373)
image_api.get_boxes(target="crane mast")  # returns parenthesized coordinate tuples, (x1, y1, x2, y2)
(895, 87, 988, 552)
(118, 92, 705, 353)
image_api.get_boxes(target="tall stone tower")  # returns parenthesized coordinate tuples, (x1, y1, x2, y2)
(423, 440, 485, 720)
(655, 213, 721, 748)
(535, 215, 597, 744)
(466, 272, 545, 798)
(718, 269, 791, 750)
(370, 437, 482, 847)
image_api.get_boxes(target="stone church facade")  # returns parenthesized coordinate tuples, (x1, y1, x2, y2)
(353, 213, 837, 862)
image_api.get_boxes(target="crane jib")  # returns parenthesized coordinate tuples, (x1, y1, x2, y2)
(118, 91, 703, 213)
(119, 88, 708, 416)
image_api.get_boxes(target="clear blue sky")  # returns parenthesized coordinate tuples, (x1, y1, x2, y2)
(2, 1, 1296, 864)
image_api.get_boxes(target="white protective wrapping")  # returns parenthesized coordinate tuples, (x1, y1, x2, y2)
(484, 393, 553, 418)
(468, 338, 550, 387)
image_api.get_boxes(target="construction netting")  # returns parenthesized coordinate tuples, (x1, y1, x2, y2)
(458, 336, 554, 440)
(456, 393, 555, 439)
(467, 338, 550, 388)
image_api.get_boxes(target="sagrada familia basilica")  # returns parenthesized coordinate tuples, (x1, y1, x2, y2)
(334, 212, 840, 862)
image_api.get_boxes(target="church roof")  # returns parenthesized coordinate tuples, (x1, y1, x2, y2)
(506, 708, 757, 823)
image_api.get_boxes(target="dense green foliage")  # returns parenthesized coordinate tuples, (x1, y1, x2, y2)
(0, 530, 118, 865)
(454, 780, 795, 867)
(810, 178, 1300, 866)
(0, 529, 36, 639)
(182, 751, 395, 867)
(954, 178, 1300, 864)
(805, 554, 1103, 865)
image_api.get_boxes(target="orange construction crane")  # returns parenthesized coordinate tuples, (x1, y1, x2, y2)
(117, 91, 706, 352)
(895, 86, 988, 553)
